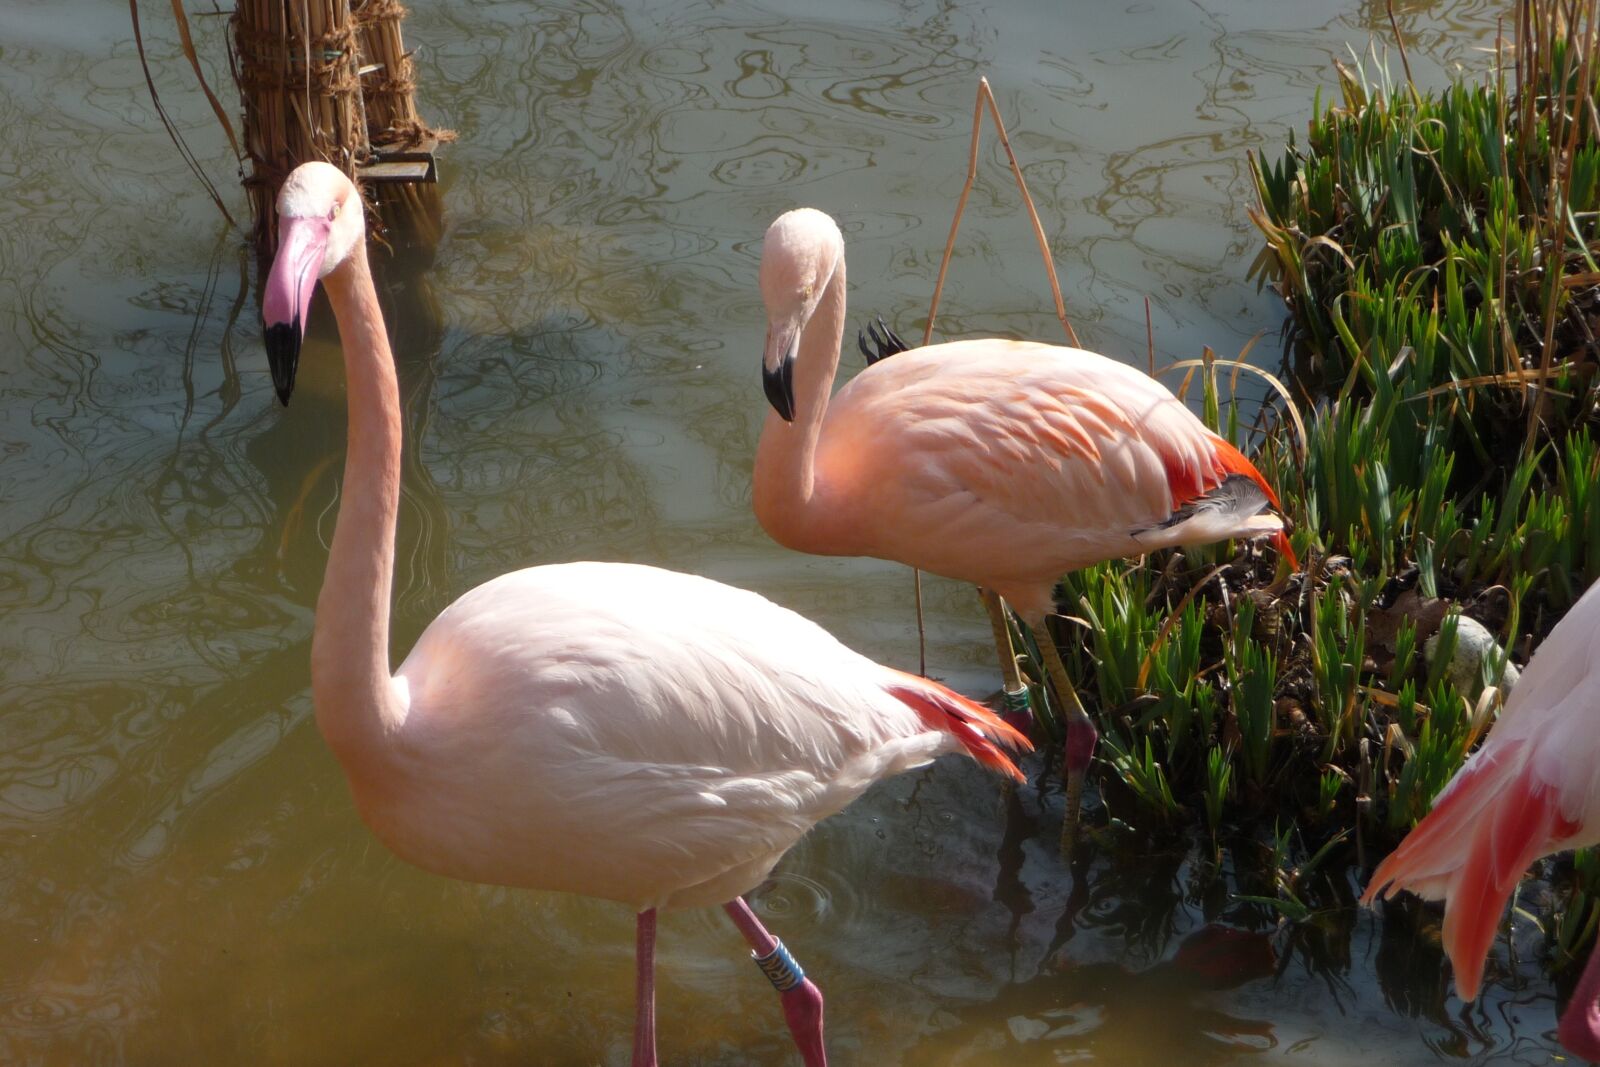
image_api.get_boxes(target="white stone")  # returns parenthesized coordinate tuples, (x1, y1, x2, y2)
(1424, 616, 1521, 698)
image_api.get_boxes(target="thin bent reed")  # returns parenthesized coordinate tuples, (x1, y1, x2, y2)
(911, 77, 1083, 671)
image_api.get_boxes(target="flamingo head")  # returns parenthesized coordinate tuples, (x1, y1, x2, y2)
(262, 162, 365, 406)
(759, 208, 843, 422)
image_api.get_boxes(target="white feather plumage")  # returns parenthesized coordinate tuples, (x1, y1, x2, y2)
(358, 563, 975, 910)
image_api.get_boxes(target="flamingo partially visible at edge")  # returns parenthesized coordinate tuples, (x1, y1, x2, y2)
(262, 163, 1029, 1067)
(1363, 577, 1600, 1062)
(752, 207, 1296, 850)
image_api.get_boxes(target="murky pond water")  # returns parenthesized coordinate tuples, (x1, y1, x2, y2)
(1, 0, 1562, 1063)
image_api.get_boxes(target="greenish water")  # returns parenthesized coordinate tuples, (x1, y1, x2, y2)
(1, 1, 1566, 1063)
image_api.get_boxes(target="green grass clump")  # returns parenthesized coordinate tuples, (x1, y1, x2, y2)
(1250, 15, 1600, 449)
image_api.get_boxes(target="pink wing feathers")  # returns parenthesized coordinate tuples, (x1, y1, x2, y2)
(815, 339, 1293, 599)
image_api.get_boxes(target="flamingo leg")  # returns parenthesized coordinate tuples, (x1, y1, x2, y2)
(1028, 615, 1097, 856)
(979, 588, 1033, 735)
(1558, 937, 1600, 1062)
(723, 898, 827, 1066)
(633, 909, 658, 1067)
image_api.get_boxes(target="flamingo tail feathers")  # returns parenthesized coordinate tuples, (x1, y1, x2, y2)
(1212, 438, 1299, 572)
(883, 670, 1032, 782)
(1362, 741, 1579, 1001)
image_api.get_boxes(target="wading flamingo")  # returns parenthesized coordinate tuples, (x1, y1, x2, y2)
(1363, 578, 1600, 1061)
(753, 208, 1296, 850)
(262, 163, 1028, 1067)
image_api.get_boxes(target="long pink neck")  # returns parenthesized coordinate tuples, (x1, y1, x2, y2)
(309, 246, 405, 778)
(752, 263, 852, 553)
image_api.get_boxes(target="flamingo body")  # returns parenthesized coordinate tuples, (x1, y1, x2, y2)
(768, 336, 1285, 619)
(371, 560, 1013, 910)
(753, 207, 1293, 850)
(1364, 577, 1600, 1059)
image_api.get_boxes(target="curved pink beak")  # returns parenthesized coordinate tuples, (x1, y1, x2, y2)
(262, 215, 331, 406)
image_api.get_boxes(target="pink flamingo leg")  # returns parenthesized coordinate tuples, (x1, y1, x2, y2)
(1034, 622, 1098, 854)
(632, 909, 658, 1067)
(1559, 940, 1600, 1062)
(724, 898, 827, 1066)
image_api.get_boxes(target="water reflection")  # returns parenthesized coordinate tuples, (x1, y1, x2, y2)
(0, 0, 1551, 1062)
(905, 924, 1279, 1064)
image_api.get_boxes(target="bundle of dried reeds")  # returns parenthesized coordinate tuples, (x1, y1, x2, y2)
(229, 0, 448, 250)
(232, 0, 365, 247)
(353, 0, 426, 148)
(354, 0, 448, 250)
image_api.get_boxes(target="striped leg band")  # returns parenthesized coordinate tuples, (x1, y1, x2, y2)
(752, 939, 805, 992)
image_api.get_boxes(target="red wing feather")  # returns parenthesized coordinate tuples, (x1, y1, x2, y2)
(883, 670, 1032, 782)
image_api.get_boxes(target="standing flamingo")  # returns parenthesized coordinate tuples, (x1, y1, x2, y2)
(262, 163, 1028, 1067)
(752, 208, 1296, 850)
(1362, 578, 1600, 1061)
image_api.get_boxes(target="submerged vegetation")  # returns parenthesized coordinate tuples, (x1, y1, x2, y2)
(1020, 0, 1600, 957)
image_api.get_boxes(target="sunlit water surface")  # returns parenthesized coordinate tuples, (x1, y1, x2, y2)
(1, 1, 1564, 1063)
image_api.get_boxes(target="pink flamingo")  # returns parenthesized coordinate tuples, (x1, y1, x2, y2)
(1362, 578, 1600, 1061)
(262, 163, 1029, 1067)
(753, 207, 1296, 848)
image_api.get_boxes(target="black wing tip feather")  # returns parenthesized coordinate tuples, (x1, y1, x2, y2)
(1138, 474, 1270, 534)
(857, 316, 911, 365)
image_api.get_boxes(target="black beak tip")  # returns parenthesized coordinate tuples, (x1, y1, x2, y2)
(264, 319, 302, 408)
(763, 356, 796, 423)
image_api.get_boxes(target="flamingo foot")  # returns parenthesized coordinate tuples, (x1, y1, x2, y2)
(1557, 943, 1600, 1063)
(1059, 716, 1098, 856)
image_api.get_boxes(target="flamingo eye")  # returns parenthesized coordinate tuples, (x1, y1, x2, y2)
(328, 203, 340, 221)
